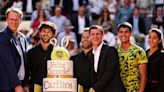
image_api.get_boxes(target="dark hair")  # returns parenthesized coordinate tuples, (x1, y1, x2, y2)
(37, 9, 47, 20)
(39, 24, 56, 34)
(133, 6, 140, 11)
(149, 28, 164, 50)
(89, 25, 103, 35)
(100, 8, 111, 24)
(118, 22, 132, 32)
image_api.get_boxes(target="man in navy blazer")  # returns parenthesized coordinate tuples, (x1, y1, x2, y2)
(88, 25, 125, 92)
(0, 8, 29, 92)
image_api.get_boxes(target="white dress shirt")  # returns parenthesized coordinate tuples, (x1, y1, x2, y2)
(73, 0, 79, 11)
(133, 16, 140, 35)
(92, 42, 103, 72)
(12, 33, 26, 80)
(78, 16, 85, 34)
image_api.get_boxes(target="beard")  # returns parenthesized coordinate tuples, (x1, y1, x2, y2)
(40, 35, 51, 43)
(82, 42, 92, 49)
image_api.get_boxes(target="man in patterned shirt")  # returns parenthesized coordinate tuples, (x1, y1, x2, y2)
(117, 22, 148, 92)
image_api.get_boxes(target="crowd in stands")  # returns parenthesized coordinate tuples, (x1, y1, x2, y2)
(0, 0, 164, 54)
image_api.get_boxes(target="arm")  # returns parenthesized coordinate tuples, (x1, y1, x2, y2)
(138, 49, 147, 92)
(138, 63, 147, 92)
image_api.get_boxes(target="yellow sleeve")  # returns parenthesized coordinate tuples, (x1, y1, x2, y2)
(137, 49, 148, 64)
(34, 84, 42, 92)
(78, 84, 84, 92)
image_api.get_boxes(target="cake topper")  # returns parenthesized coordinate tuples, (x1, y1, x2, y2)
(50, 37, 70, 60)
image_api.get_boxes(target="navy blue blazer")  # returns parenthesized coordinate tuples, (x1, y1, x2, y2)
(0, 27, 28, 91)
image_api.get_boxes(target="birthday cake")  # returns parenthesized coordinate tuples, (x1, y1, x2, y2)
(43, 38, 77, 92)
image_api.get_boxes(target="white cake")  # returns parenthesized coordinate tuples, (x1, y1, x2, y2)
(43, 60, 77, 92)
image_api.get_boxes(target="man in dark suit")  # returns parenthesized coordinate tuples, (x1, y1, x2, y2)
(88, 25, 125, 92)
(71, 6, 90, 46)
(128, 7, 147, 35)
(0, 8, 29, 92)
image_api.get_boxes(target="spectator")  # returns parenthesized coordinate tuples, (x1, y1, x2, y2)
(27, 35, 39, 51)
(145, 28, 164, 92)
(136, 0, 153, 17)
(50, 6, 67, 33)
(11, 0, 23, 11)
(22, 0, 39, 14)
(128, 6, 147, 48)
(154, 0, 164, 6)
(128, 7, 147, 35)
(102, 22, 116, 46)
(57, 19, 78, 49)
(31, 2, 51, 23)
(0, 0, 13, 15)
(117, 22, 147, 92)
(66, 35, 78, 56)
(31, 9, 48, 38)
(88, 25, 125, 92)
(103, 0, 117, 20)
(71, 6, 90, 46)
(98, 8, 113, 29)
(88, 0, 104, 20)
(70, 27, 92, 92)
(129, 0, 136, 9)
(50, 0, 88, 17)
(116, 0, 133, 24)
(152, 6, 164, 34)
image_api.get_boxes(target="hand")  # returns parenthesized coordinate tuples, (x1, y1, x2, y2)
(15, 85, 24, 92)
(89, 88, 96, 92)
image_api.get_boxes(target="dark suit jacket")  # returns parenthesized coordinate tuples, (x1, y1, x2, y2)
(71, 15, 90, 35)
(128, 16, 147, 35)
(88, 44, 125, 92)
(71, 15, 90, 44)
(0, 27, 28, 91)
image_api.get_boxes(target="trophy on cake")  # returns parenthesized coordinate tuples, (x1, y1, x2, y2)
(43, 37, 77, 92)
